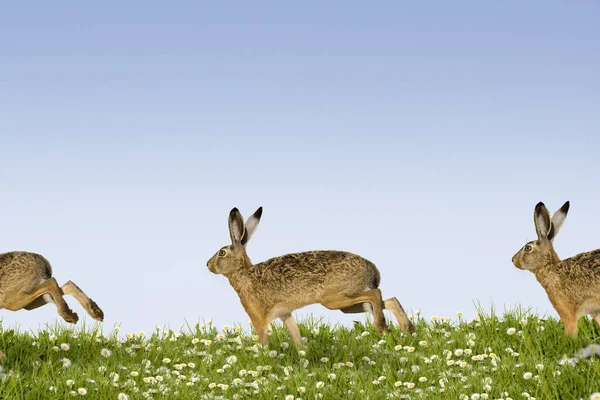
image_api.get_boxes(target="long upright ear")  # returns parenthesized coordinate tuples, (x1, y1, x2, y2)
(534, 202, 552, 241)
(241, 207, 263, 246)
(548, 201, 570, 241)
(228, 208, 245, 245)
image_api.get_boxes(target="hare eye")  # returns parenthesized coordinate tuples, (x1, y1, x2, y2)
(524, 245, 532, 252)
(218, 250, 226, 256)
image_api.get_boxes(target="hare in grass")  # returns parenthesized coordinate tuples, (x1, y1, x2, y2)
(512, 201, 600, 337)
(206, 207, 414, 345)
(0, 252, 104, 359)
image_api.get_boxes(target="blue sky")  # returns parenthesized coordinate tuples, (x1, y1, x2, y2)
(1, 2, 599, 334)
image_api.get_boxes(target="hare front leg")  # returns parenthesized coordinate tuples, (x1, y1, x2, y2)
(281, 313, 302, 345)
(253, 319, 269, 345)
(554, 302, 578, 337)
(593, 312, 600, 327)
(384, 297, 414, 333)
(246, 311, 269, 344)
(23, 281, 104, 321)
(3, 278, 78, 323)
(61, 281, 104, 321)
(321, 289, 388, 333)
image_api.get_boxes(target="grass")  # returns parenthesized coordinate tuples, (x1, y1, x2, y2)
(1, 308, 600, 400)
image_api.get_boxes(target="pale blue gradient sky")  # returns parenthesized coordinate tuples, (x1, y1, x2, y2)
(1, 2, 599, 333)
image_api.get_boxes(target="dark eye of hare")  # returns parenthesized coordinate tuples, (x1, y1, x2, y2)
(218, 249, 226, 256)
(524, 245, 532, 252)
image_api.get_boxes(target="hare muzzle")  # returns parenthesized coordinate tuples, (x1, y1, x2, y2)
(512, 253, 522, 269)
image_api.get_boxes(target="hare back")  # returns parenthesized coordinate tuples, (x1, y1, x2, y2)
(232, 250, 380, 306)
(553, 249, 600, 303)
(0, 252, 53, 299)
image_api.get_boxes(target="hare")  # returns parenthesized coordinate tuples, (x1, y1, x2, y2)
(0, 252, 104, 359)
(512, 201, 600, 337)
(206, 207, 414, 345)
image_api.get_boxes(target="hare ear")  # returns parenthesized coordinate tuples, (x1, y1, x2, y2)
(548, 201, 570, 241)
(228, 208, 245, 245)
(534, 202, 552, 241)
(241, 207, 263, 247)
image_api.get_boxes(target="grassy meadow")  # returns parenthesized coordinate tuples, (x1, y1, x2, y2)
(1, 309, 600, 400)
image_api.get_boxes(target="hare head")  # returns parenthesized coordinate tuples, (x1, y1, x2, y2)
(207, 207, 263, 275)
(512, 201, 570, 271)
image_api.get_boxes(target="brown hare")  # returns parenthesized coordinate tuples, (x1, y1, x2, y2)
(206, 207, 414, 345)
(0, 252, 104, 359)
(513, 201, 600, 337)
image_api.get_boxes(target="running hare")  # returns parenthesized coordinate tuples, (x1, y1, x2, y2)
(206, 207, 414, 345)
(512, 201, 600, 337)
(0, 252, 104, 359)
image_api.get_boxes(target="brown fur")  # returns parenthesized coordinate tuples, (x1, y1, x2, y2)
(512, 201, 600, 337)
(207, 207, 414, 345)
(0, 251, 104, 359)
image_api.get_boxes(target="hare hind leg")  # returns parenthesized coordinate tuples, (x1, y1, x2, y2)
(340, 298, 414, 334)
(61, 281, 104, 321)
(4, 278, 78, 323)
(322, 289, 389, 333)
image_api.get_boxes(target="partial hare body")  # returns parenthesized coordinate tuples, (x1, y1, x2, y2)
(232, 251, 379, 302)
(513, 201, 600, 336)
(227, 251, 380, 319)
(0, 251, 104, 360)
(0, 252, 53, 307)
(207, 207, 414, 345)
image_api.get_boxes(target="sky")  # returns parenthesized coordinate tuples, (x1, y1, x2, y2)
(1, 2, 599, 335)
